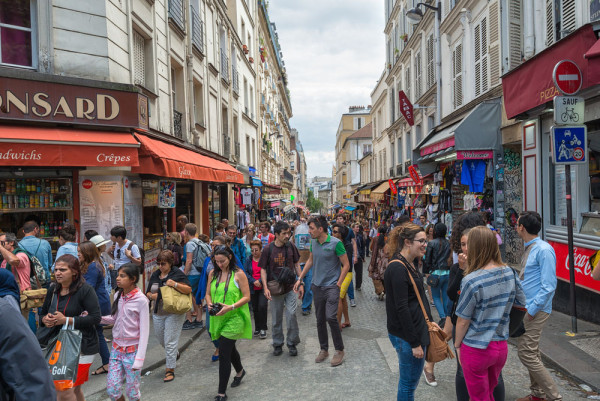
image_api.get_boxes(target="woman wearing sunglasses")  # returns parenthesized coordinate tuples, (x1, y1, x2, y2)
(145, 250, 192, 383)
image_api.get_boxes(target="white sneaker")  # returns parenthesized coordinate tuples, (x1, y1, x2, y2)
(423, 370, 438, 387)
(349, 299, 357, 307)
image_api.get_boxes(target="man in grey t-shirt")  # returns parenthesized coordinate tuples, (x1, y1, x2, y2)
(295, 215, 350, 367)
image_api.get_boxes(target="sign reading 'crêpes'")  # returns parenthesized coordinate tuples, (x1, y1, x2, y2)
(0, 76, 148, 130)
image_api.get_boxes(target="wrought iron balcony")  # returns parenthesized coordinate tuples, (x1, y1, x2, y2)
(232, 69, 239, 94)
(282, 168, 294, 183)
(223, 134, 231, 158)
(168, 0, 185, 32)
(173, 109, 183, 139)
(234, 140, 240, 159)
(389, 167, 394, 177)
(220, 48, 229, 82)
(396, 164, 403, 176)
(191, 7, 204, 54)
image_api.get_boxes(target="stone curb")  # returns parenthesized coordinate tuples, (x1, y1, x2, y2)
(87, 327, 206, 401)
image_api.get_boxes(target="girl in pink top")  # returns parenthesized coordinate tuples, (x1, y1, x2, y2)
(101, 263, 149, 401)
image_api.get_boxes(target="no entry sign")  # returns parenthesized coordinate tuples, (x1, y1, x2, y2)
(553, 60, 583, 95)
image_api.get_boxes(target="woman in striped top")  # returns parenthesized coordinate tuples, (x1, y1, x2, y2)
(454, 226, 526, 401)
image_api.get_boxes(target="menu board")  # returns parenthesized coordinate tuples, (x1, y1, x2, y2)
(123, 177, 143, 247)
(79, 176, 123, 241)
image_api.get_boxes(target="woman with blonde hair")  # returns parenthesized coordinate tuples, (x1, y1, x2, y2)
(454, 226, 526, 401)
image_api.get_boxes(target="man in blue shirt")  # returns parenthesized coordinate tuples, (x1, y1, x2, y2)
(18, 221, 53, 279)
(515, 211, 562, 401)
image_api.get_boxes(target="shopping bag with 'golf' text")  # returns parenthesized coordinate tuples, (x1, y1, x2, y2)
(44, 321, 82, 391)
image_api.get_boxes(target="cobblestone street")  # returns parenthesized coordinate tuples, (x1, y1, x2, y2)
(86, 257, 589, 401)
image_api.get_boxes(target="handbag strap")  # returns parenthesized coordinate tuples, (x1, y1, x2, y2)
(389, 258, 431, 324)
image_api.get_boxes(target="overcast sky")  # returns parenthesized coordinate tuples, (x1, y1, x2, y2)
(268, 1, 385, 181)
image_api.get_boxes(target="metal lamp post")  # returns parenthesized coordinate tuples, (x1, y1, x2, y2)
(407, 2, 442, 126)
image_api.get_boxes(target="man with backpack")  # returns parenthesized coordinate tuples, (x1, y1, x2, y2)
(183, 223, 210, 330)
(18, 221, 53, 280)
(109, 225, 142, 270)
(260, 221, 304, 357)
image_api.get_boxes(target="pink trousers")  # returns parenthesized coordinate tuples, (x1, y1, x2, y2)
(460, 341, 508, 401)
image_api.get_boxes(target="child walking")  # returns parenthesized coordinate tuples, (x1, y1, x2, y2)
(101, 263, 150, 401)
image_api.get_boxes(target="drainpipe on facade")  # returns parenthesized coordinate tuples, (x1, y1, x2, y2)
(524, 0, 535, 59)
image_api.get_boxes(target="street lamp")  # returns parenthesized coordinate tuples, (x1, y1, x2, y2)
(407, 2, 442, 126)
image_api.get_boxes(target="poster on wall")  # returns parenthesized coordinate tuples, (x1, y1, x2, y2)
(79, 176, 123, 242)
(143, 247, 161, 290)
(123, 177, 143, 247)
(158, 180, 176, 208)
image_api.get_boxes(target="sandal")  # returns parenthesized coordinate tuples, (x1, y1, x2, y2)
(91, 365, 108, 375)
(341, 322, 351, 328)
(164, 369, 175, 382)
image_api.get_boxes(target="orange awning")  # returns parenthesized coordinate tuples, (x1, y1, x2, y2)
(132, 134, 244, 184)
(0, 125, 139, 166)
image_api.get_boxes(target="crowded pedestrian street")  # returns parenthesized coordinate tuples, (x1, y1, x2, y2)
(81, 258, 589, 401)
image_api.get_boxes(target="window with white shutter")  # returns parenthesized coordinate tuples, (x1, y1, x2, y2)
(546, 0, 555, 46)
(426, 34, 435, 89)
(415, 51, 422, 99)
(133, 30, 146, 87)
(452, 43, 463, 109)
(561, 0, 576, 38)
(474, 17, 488, 97)
(508, 0, 522, 70)
(488, 1, 500, 86)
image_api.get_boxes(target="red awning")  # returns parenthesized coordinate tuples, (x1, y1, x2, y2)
(585, 38, 600, 59)
(0, 125, 139, 166)
(132, 134, 244, 183)
(396, 177, 420, 187)
(502, 24, 600, 120)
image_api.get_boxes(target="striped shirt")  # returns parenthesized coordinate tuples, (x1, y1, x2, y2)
(456, 266, 526, 349)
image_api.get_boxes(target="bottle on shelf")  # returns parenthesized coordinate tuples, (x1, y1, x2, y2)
(40, 223, 45, 237)
(53, 221, 58, 236)
(44, 221, 50, 236)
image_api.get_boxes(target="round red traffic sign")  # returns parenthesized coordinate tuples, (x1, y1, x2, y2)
(553, 60, 583, 95)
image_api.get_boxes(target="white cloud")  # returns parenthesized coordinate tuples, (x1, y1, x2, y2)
(268, 0, 385, 179)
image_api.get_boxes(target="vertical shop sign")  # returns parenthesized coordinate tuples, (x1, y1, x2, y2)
(123, 177, 143, 248)
(79, 176, 123, 242)
(158, 180, 176, 208)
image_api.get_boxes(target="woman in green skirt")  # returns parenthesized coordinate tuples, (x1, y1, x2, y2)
(205, 245, 252, 401)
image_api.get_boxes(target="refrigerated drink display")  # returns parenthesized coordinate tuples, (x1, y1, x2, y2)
(0, 178, 72, 211)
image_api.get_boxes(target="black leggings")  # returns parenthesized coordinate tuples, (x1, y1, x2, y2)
(354, 258, 363, 289)
(218, 337, 243, 395)
(251, 291, 268, 331)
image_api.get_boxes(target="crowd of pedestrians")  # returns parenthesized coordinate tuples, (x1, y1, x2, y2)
(0, 209, 573, 401)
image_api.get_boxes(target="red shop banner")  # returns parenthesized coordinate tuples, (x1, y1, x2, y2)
(549, 241, 600, 294)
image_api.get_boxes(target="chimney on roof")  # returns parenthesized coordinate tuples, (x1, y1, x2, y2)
(348, 105, 366, 113)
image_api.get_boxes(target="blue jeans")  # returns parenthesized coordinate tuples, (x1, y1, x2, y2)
(430, 274, 451, 319)
(301, 264, 313, 312)
(388, 333, 426, 401)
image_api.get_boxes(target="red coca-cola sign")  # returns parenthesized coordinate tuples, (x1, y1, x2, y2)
(82, 179, 93, 189)
(549, 241, 600, 294)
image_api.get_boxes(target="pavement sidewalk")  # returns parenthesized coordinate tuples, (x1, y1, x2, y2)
(84, 319, 206, 400)
(517, 310, 600, 393)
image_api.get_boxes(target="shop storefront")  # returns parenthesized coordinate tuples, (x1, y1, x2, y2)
(414, 99, 502, 238)
(131, 133, 243, 284)
(0, 72, 146, 258)
(502, 24, 600, 323)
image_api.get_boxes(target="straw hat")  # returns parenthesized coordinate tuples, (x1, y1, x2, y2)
(89, 234, 111, 248)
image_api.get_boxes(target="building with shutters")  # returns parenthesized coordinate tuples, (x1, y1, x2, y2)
(500, 1, 600, 324)
(256, 1, 294, 205)
(334, 106, 372, 204)
(0, 0, 300, 272)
